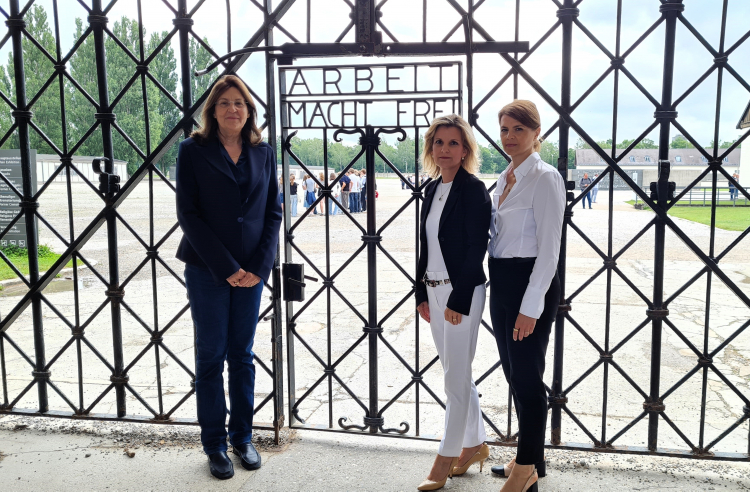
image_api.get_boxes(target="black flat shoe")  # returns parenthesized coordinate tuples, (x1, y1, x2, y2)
(208, 451, 234, 480)
(491, 460, 546, 478)
(233, 442, 262, 470)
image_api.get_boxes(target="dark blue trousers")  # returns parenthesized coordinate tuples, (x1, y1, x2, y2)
(184, 264, 263, 455)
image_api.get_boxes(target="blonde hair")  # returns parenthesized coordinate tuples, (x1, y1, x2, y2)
(191, 75, 263, 146)
(421, 114, 480, 178)
(498, 100, 542, 153)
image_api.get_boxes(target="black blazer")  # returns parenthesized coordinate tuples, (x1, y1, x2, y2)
(415, 166, 492, 316)
(175, 137, 282, 285)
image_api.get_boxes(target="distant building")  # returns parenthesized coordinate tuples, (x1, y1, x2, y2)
(36, 154, 129, 184)
(574, 148, 741, 188)
(738, 100, 749, 188)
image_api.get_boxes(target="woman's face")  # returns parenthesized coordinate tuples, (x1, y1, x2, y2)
(214, 86, 249, 136)
(499, 114, 540, 159)
(432, 126, 467, 175)
(290, 175, 295, 182)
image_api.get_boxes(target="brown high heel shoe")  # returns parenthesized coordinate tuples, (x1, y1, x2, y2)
(417, 457, 459, 491)
(451, 443, 490, 476)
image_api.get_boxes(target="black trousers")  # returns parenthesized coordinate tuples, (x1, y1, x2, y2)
(489, 257, 560, 465)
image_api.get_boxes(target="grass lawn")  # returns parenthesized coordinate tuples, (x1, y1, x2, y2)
(627, 201, 750, 231)
(0, 252, 72, 281)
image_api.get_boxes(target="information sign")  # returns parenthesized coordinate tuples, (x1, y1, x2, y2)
(0, 149, 37, 248)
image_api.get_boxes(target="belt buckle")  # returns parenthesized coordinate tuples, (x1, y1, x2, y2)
(422, 274, 436, 287)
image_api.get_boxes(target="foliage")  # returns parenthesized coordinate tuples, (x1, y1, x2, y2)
(0, 5, 216, 178)
(670, 136, 694, 149)
(1, 243, 55, 258)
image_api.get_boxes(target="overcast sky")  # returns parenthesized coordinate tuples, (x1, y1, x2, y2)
(2, 0, 749, 149)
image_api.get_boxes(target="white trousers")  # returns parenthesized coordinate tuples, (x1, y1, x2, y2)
(426, 271, 487, 457)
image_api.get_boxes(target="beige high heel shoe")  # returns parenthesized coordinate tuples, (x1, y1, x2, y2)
(501, 466, 538, 492)
(417, 457, 459, 491)
(451, 443, 490, 476)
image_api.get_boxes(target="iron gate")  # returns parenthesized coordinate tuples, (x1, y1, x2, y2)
(0, 0, 748, 462)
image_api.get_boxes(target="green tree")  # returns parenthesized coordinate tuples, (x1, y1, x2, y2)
(670, 135, 694, 149)
(538, 140, 559, 167)
(619, 137, 657, 149)
(2, 5, 60, 153)
(189, 37, 216, 104)
(709, 138, 738, 149)
(148, 32, 180, 172)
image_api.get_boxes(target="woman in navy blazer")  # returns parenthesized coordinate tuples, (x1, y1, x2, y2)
(176, 75, 281, 480)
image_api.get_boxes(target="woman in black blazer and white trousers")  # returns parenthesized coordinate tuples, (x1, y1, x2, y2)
(176, 75, 282, 480)
(415, 115, 492, 491)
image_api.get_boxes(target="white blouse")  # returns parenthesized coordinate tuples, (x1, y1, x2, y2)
(426, 181, 453, 273)
(488, 152, 566, 319)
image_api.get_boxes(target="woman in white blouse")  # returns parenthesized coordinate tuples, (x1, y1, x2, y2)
(488, 100, 565, 492)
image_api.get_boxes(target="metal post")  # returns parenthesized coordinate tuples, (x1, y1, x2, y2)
(648, 0, 683, 452)
(355, 0, 378, 44)
(8, 0, 48, 412)
(264, 0, 286, 443)
(550, 0, 577, 446)
(89, 0, 127, 417)
(363, 126, 381, 433)
(279, 70, 297, 426)
(175, 0, 196, 398)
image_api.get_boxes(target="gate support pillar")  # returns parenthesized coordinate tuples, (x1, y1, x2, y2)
(363, 126, 381, 433)
(648, 0, 683, 452)
(8, 0, 47, 413)
(90, 0, 126, 417)
(550, 0, 577, 446)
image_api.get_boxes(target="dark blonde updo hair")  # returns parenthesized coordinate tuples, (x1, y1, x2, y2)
(498, 100, 542, 153)
(421, 114, 480, 178)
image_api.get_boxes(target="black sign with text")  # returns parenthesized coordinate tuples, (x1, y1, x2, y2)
(0, 149, 37, 248)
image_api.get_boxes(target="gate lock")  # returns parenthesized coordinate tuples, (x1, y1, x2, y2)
(92, 157, 121, 194)
(566, 180, 576, 202)
(282, 263, 318, 302)
(649, 181, 676, 201)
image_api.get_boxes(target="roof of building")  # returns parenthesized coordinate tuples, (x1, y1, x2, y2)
(575, 148, 740, 166)
(739, 100, 750, 129)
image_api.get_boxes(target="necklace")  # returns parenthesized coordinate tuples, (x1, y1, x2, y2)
(438, 181, 452, 201)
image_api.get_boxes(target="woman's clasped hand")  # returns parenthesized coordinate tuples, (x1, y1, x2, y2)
(226, 268, 261, 288)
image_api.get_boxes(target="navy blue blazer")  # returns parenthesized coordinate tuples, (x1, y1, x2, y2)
(175, 136, 282, 285)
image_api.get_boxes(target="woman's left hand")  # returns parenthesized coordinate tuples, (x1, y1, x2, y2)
(444, 307, 462, 326)
(239, 271, 261, 288)
(514, 313, 537, 341)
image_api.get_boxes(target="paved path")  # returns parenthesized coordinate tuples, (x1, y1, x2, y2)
(1, 415, 749, 491)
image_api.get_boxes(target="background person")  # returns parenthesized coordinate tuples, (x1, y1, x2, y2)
(303, 173, 317, 214)
(360, 168, 367, 212)
(591, 173, 599, 203)
(318, 172, 327, 215)
(289, 174, 298, 217)
(339, 170, 351, 213)
(329, 172, 341, 215)
(415, 114, 492, 491)
(580, 173, 592, 209)
(488, 100, 565, 492)
(175, 75, 282, 480)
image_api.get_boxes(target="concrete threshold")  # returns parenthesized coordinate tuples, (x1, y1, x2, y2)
(1, 415, 749, 491)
